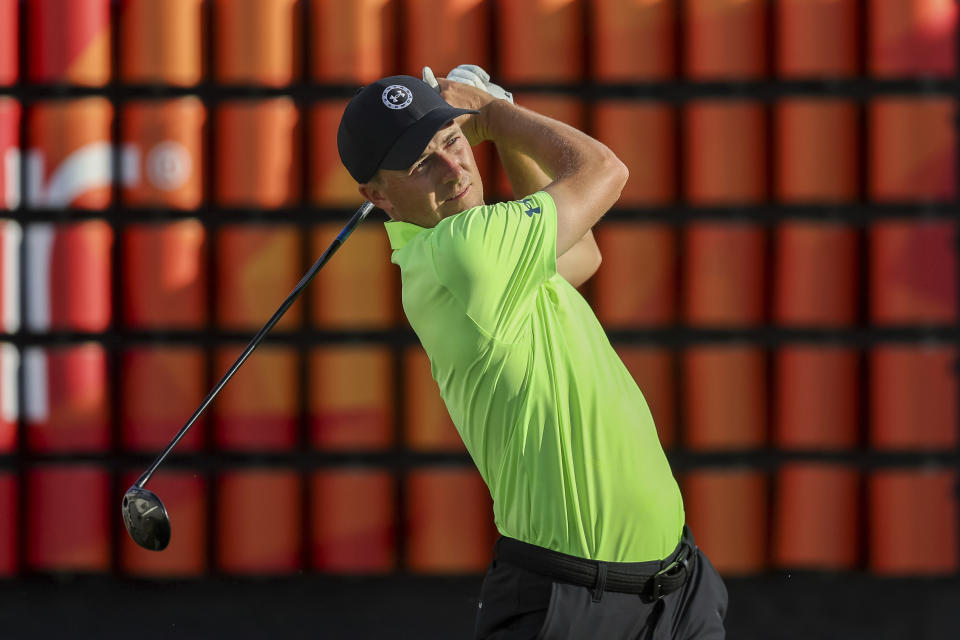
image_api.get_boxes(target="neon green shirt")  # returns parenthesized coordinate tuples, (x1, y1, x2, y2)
(385, 191, 684, 561)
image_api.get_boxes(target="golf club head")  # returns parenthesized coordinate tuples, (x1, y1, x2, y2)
(122, 485, 171, 551)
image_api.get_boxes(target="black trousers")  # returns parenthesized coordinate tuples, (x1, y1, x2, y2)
(474, 534, 728, 640)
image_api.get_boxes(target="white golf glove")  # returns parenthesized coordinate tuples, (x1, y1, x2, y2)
(422, 64, 514, 104)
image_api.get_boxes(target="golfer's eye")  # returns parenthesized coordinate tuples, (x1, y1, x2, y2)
(446, 136, 460, 148)
(413, 158, 429, 173)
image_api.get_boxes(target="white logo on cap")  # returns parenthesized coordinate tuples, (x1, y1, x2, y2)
(382, 85, 413, 110)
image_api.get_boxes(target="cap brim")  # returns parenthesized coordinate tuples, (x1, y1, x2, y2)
(380, 105, 478, 173)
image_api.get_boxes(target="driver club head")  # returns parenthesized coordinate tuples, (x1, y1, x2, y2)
(122, 485, 171, 551)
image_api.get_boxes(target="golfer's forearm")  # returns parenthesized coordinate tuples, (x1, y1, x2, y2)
(496, 144, 551, 199)
(481, 101, 615, 185)
(479, 101, 627, 254)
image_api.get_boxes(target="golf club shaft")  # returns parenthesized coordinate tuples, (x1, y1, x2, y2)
(135, 201, 376, 489)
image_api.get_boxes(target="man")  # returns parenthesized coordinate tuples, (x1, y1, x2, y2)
(337, 66, 727, 639)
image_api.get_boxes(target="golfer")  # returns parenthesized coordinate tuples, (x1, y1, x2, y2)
(338, 66, 727, 639)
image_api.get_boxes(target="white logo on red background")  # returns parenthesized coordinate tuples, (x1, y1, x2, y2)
(2, 148, 18, 210)
(26, 142, 113, 207)
(23, 139, 194, 207)
(146, 141, 191, 191)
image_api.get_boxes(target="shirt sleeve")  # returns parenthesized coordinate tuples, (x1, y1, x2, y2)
(430, 191, 558, 339)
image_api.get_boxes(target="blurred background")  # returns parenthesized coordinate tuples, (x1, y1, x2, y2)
(0, 0, 957, 638)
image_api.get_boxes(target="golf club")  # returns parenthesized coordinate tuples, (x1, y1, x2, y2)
(122, 200, 376, 551)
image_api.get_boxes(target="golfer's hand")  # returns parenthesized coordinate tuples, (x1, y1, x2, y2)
(446, 64, 514, 104)
(422, 64, 512, 145)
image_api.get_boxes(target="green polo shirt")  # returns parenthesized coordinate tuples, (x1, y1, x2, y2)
(385, 191, 683, 562)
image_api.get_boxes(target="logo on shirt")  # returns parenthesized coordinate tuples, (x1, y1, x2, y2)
(522, 197, 541, 217)
(382, 85, 413, 110)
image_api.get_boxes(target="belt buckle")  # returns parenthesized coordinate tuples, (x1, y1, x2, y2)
(650, 543, 692, 600)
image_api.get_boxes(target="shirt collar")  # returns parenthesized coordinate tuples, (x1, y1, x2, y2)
(384, 220, 428, 250)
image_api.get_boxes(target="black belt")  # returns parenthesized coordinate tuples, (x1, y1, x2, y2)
(495, 526, 695, 602)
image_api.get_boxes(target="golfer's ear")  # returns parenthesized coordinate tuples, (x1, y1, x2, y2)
(359, 183, 390, 214)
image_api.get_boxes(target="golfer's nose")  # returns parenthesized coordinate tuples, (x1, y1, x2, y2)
(436, 151, 463, 182)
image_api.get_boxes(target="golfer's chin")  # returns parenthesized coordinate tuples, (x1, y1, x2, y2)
(441, 185, 484, 218)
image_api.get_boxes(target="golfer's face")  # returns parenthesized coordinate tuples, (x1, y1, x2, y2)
(375, 122, 484, 227)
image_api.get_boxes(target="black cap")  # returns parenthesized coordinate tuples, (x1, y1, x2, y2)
(337, 75, 478, 184)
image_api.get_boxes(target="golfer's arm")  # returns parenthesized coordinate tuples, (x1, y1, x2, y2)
(555, 230, 600, 287)
(497, 145, 601, 287)
(479, 100, 627, 256)
(496, 143, 549, 201)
